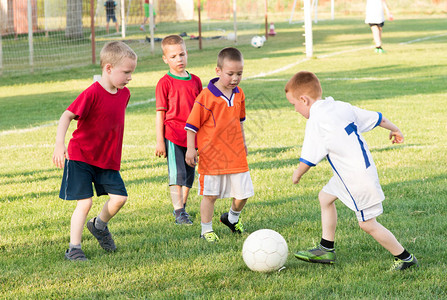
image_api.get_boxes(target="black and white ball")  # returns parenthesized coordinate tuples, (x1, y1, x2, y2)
(251, 35, 265, 48)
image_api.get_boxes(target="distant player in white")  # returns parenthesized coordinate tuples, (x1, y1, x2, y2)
(285, 71, 418, 271)
(365, 0, 393, 53)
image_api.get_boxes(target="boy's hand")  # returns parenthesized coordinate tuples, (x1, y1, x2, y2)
(185, 148, 198, 167)
(52, 143, 68, 169)
(389, 130, 404, 144)
(155, 140, 166, 158)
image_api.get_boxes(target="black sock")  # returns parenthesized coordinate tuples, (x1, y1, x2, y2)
(320, 238, 335, 250)
(174, 208, 185, 218)
(395, 249, 411, 261)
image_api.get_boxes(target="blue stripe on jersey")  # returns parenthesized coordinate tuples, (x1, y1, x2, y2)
(326, 154, 359, 211)
(344, 122, 370, 169)
(299, 158, 316, 167)
(373, 112, 383, 128)
(185, 123, 198, 133)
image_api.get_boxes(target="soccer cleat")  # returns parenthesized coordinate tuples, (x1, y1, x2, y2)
(390, 254, 419, 271)
(220, 213, 244, 234)
(175, 211, 193, 225)
(294, 245, 336, 264)
(200, 231, 219, 243)
(65, 248, 88, 261)
(87, 218, 117, 252)
(375, 47, 386, 54)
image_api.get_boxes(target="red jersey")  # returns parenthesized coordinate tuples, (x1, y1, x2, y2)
(67, 81, 130, 171)
(185, 78, 248, 175)
(156, 72, 202, 147)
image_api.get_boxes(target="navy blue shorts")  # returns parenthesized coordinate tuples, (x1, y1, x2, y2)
(165, 139, 195, 188)
(369, 22, 384, 28)
(107, 14, 117, 23)
(59, 160, 127, 200)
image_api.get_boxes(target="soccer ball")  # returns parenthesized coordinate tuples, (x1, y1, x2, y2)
(242, 229, 288, 272)
(251, 35, 264, 48)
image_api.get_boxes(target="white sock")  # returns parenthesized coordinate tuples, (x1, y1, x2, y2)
(228, 208, 241, 224)
(201, 221, 213, 235)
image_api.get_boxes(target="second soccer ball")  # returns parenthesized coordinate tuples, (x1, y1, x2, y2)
(251, 36, 265, 48)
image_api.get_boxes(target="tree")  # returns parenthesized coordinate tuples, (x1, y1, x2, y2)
(65, 0, 83, 38)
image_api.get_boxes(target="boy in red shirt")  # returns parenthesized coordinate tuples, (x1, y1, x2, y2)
(52, 41, 137, 261)
(155, 35, 202, 225)
(185, 47, 254, 242)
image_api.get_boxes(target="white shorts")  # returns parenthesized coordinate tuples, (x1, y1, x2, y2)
(355, 202, 383, 222)
(198, 171, 254, 199)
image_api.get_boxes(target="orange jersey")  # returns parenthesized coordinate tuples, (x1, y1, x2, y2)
(185, 78, 248, 175)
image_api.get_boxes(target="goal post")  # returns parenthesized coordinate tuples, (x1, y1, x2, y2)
(303, 0, 313, 57)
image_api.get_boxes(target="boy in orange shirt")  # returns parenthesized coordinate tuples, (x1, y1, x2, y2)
(185, 47, 254, 242)
(155, 35, 202, 225)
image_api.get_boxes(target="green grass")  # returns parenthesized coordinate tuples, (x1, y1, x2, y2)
(1, 17, 447, 299)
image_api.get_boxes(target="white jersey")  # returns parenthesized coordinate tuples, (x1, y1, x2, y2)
(365, 0, 385, 24)
(300, 97, 384, 211)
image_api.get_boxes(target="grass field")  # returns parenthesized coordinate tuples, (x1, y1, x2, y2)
(1, 16, 447, 299)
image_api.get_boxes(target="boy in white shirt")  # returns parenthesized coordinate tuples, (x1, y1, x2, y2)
(285, 71, 418, 271)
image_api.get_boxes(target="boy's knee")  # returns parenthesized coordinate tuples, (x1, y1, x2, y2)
(112, 195, 127, 207)
(77, 198, 93, 210)
(358, 219, 375, 234)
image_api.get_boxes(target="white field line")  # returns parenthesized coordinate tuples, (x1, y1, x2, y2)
(0, 143, 437, 151)
(1, 31, 444, 137)
(399, 32, 447, 45)
(0, 121, 59, 136)
(0, 143, 152, 150)
(244, 58, 310, 80)
(251, 77, 393, 82)
(0, 98, 155, 137)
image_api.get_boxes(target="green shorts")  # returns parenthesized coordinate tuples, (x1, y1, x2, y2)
(165, 139, 195, 188)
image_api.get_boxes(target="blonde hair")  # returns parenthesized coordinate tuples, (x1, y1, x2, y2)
(285, 71, 322, 100)
(217, 47, 243, 69)
(100, 41, 137, 68)
(161, 35, 185, 54)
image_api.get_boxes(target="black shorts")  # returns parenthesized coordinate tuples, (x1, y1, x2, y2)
(369, 22, 384, 28)
(106, 14, 117, 23)
(59, 160, 127, 200)
(165, 139, 195, 188)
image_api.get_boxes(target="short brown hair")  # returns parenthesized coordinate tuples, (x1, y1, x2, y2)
(285, 71, 322, 100)
(217, 47, 243, 68)
(161, 35, 185, 54)
(100, 41, 137, 68)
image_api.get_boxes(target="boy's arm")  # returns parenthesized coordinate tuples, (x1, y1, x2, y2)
(292, 162, 311, 184)
(155, 110, 166, 158)
(382, 0, 393, 20)
(378, 116, 404, 144)
(52, 110, 76, 169)
(240, 121, 248, 156)
(185, 130, 198, 167)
